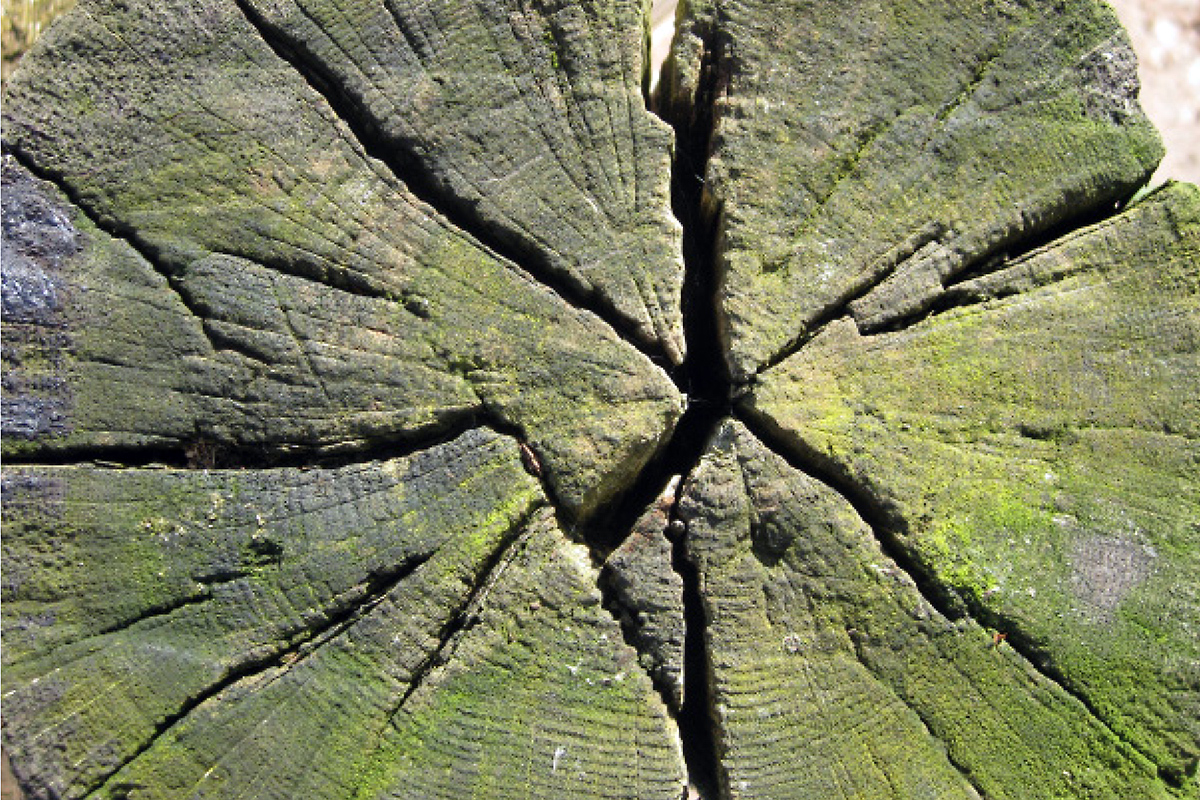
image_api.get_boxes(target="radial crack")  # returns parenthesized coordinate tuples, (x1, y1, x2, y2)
(735, 405, 1171, 775)
(844, 632, 989, 799)
(755, 221, 946, 376)
(78, 552, 435, 800)
(669, 473, 723, 800)
(231, 0, 677, 376)
(859, 194, 1142, 338)
(0, 411, 485, 470)
(5, 146, 424, 312)
(357, 505, 542, 771)
(3, 147, 239, 367)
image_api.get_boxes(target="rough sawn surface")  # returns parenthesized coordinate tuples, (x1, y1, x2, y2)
(1, 0, 1197, 798)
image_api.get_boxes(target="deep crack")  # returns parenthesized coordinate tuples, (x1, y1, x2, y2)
(232, 0, 678, 377)
(735, 405, 1171, 777)
(669, 490, 723, 800)
(79, 552, 435, 800)
(653, 12, 730, 798)
(0, 412, 486, 471)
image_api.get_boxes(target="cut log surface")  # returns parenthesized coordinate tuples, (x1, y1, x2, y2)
(0, 0, 1196, 799)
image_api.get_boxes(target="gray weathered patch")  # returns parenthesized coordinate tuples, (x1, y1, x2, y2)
(1070, 534, 1154, 621)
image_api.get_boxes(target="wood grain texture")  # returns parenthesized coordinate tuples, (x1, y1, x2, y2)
(2, 0, 1196, 797)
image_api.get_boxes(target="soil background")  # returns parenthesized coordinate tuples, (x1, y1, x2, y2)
(0, 0, 1197, 797)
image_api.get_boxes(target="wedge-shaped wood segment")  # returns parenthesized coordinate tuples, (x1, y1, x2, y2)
(667, 0, 1165, 380)
(239, 0, 685, 363)
(747, 183, 1200, 782)
(0, 0, 683, 518)
(1, 156, 480, 454)
(602, 500, 687, 713)
(359, 510, 687, 799)
(1, 429, 544, 799)
(679, 421, 1172, 799)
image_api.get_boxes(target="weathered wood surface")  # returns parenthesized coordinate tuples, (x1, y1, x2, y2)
(1, 0, 1197, 798)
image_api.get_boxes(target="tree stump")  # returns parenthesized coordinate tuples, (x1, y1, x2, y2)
(2, 1, 1197, 798)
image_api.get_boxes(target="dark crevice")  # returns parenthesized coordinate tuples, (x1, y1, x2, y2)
(669, 487, 723, 800)
(231, 0, 676, 376)
(580, 402, 724, 559)
(945, 185, 1142, 280)
(573, 11, 730, 546)
(865, 189, 1145, 338)
(92, 593, 216, 640)
(81, 552, 434, 800)
(647, 14, 730, 798)
(667, 17, 729, 405)
(583, 407, 723, 798)
(1, 412, 486, 471)
(844, 634, 991, 799)
(360, 506, 542, 777)
(736, 405, 1172, 779)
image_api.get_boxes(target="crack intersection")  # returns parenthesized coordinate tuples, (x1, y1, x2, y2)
(3, 2, 1192, 798)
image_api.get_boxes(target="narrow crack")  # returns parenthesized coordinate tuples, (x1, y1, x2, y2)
(755, 181, 1150, 377)
(387, 507, 537, 714)
(231, 0, 676, 376)
(3, 144, 426, 409)
(669, 487, 723, 800)
(735, 405, 1172, 778)
(754, 221, 945, 376)
(844, 632, 990, 799)
(9, 143, 407, 308)
(934, 34, 1010, 123)
(91, 593, 216, 640)
(1, 411, 485, 471)
(80, 552, 435, 800)
(863, 191, 1141, 338)
(351, 504, 543, 798)
(755, 181, 1143, 376)
(3, 146, 243, 366)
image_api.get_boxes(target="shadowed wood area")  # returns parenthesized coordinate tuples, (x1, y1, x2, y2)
(1, 1, 1197, 798)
